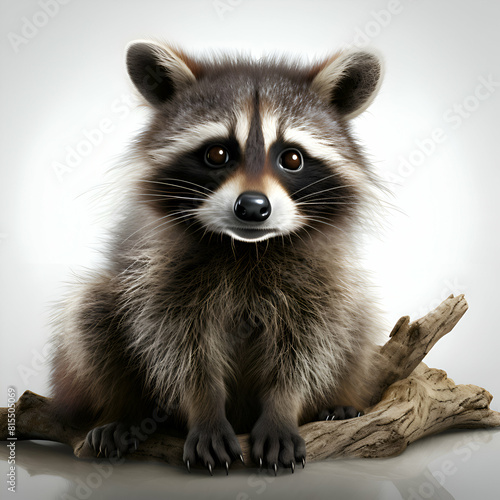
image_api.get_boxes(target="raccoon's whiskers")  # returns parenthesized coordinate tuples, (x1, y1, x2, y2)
(230, 236, 237, 259)
(298, 208, 358, 221)
(117, 212, 198, 276)
(288, 230, 309, 247)
(122, 208, 198, 245)
(157, 177, 215, 194)
(185, 218, 219, 243)
(255, 238, 270, 262)
(289, 172, 343, 198)
(198, 225, 211, 242)
(301, 215, 347, 234)
(122, 212, 173, 244)
(138, 214, 197, 247)
(136, 193, 207, 203)
(127, 211, 198, 251)
(136, 187, 208, 198)
(145, 210, 197, 235)
(136, 177, 214, 192)
(135, 179, 212, 197)
(296, 200, 359, 207)
(292, 217, 317, 244)
(300, 222, 329, 239)
(294, 184, 359, 203)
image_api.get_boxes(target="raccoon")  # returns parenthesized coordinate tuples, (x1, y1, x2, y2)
(49, 40, 384, 474)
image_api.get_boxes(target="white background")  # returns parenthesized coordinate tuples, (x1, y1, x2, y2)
(1, 0, 499, 499)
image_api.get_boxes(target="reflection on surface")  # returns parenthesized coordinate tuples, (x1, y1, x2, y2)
(0, 429, 499, 500)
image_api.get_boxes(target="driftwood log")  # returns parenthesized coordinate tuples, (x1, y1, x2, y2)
(1, 294, 499, 469)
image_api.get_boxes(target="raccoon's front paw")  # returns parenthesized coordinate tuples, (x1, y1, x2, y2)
(183, 418, 243, 475)
(85, 421, 137, 459)
(250, 417, 306, 474)
(318, 405, 362, 420)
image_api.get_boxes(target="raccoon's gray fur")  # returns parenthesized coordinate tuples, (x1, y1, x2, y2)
(49, 40, 384, 473)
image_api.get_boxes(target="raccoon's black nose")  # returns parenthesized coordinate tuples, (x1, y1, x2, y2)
(234, 191, 271, 222)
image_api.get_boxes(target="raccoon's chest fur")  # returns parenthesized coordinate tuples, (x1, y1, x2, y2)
(142, 237, 340, 430)
(158, 237, 335, 328)
(132, 238, 348, 382)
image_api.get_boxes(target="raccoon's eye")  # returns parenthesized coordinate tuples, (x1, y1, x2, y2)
(278, 148, 303, 172)
(205, 145, 229, 168)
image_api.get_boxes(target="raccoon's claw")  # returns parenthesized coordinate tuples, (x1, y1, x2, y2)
(85, 421, 137, 459)
(182, 418, 242, 475)
(185, 459, 191, 473)
(250, 417, 306, 473)
(319, 405, 361, 421)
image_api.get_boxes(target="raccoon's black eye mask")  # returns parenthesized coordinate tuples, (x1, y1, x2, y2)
(203, 143, 304, 173)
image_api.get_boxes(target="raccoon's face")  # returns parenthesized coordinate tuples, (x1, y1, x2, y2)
(126, 41, 382, 243)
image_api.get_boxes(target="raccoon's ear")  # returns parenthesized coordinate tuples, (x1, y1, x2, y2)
(310, 50, 383, 120)
(126, 40, 199, 106)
